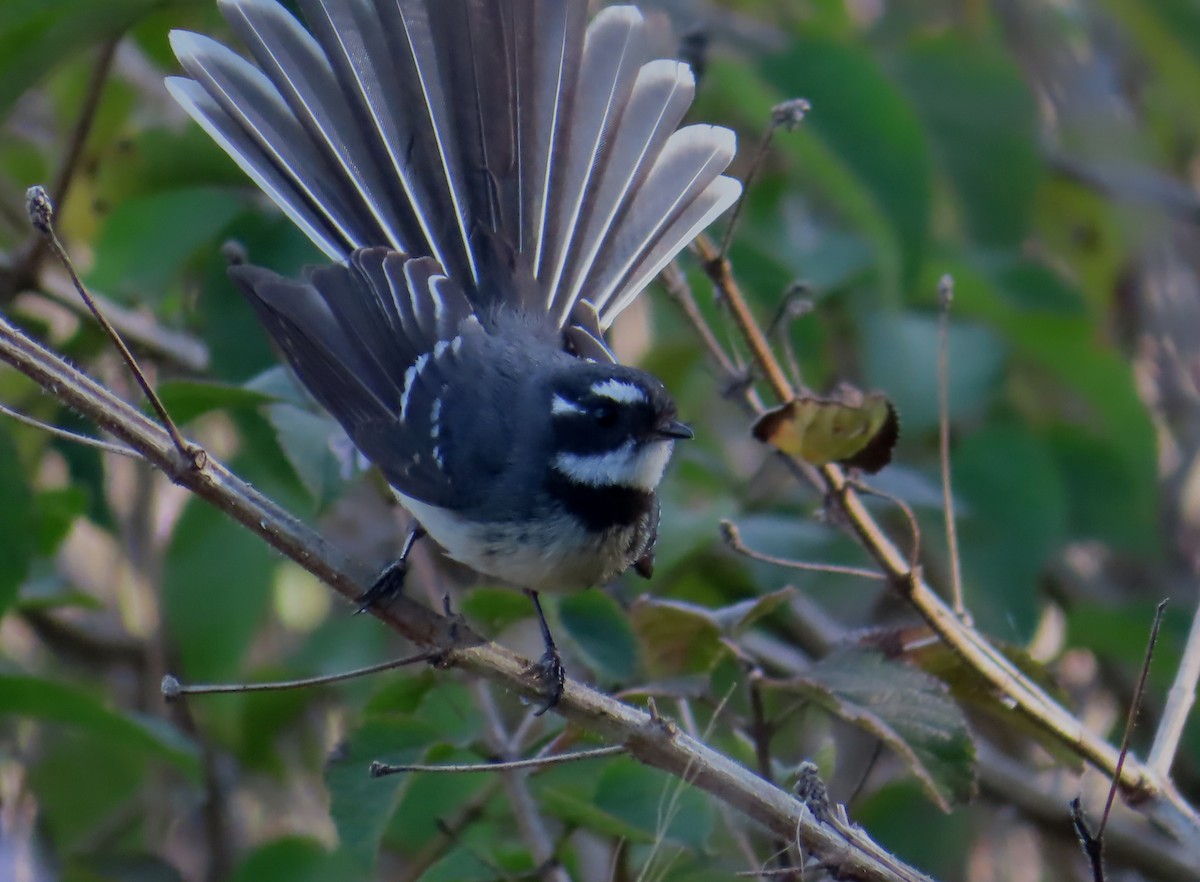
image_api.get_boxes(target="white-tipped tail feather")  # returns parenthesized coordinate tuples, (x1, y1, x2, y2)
(169, 0, 739, 329)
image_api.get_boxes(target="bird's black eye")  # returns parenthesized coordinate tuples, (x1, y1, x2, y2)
(594, 403, 618, 428)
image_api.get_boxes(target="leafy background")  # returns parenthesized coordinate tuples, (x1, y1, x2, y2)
(2, 0, 1199, 880)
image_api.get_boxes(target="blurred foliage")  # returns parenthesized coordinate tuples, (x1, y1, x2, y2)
(2, 1, 1199, 881)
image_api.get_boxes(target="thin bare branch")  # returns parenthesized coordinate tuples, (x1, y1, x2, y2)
(472, 682, 573, 882)
(936, 275, 967, 621)
(1100, 600, 1168, 839)
(720, 519, 885, 581)
(717, 99, 810, 260)
(1149, 583, 1200, 776)
(370, 745, 627, 777)
(25, 186, 199, 467)
(162, 650, 442, 697)
(0, 400, 141, 458)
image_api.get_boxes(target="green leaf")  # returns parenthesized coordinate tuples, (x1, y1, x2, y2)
(629, 598, 723, 676)
(862, 312, 1007, 433)
(89, 186, 246, 302)
(31, 731, 156, 854)
(460, 587, 538, 634)
(32, 486, 88, 556)
(894, 39, 1040, 247)
(761, 38, 932, 295)
(0, 675, 198, 775)
(592, 758, 714, 851)
(229, 838, 351, 882)
(0, 426, 35, 614)
(384, 745, 491, 855)
(265, 403, 350, 509)
(778, 648, 976, 811)
(327, 718, 436, 871)
(153, 380, 278, 425)
(0, 0, 169, 122)
(558, 591, 639, 682)
(953, 424, 1068, 638)
(538, 787, 654, 843)
(712, 587, 798, 637)
(162, 498, 275, 681)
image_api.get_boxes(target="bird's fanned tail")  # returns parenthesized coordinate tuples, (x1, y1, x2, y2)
(168, 0, 740, 330)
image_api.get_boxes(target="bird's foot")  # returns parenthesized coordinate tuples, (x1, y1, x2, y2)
(528, 645, 565, 716)
(355, 560, 407, 614)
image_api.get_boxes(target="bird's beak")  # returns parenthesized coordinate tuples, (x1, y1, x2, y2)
(656, 418, 694, 440)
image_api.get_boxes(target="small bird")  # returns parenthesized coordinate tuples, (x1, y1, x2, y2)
(168, 0, 740, 710)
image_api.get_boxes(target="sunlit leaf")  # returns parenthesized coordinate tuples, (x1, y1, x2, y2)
(752, 390, 899, 472)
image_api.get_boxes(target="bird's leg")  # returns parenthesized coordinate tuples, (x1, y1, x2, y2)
(524, 588, 565, 715)
(356, 525, 427, 613)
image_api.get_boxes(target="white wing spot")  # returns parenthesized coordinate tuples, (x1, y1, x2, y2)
(430, 397, 442, 439)
(590, 378, 648, 405)
(400, 353, 429, 421)
(551, 394, 587, 416)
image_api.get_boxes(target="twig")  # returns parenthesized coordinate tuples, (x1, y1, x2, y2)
(694, 234, 796, 404)
(36, 270, 210, 371)
(977, 744, 1200, 882)
(472, 682, 573, 882)
(720, 520, 885, 581)
(161, 650, 442, 697)
(766, 284, 813, 392)
(717, 99, 811, 260)
(1149, 584, 1200, 776)
(0, 400, 141, 458)
(25, 187, 199, 468)
(1071, 798, 1106, 882)
(846, 482, 923, 575)
(660, 261, 760, 406)
(936, 276, 967, 621)
(748, 670, 797, 881)
(370, 745, 627, 777)
(1100, 601, 1168, 839)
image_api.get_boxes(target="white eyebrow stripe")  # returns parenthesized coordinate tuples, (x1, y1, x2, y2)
(552, 394, 588, 415)
(590, 378, 648, 404)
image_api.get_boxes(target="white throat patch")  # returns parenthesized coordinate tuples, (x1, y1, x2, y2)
(553, 439, 674, 490)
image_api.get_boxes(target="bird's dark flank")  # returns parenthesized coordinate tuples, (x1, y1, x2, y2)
(170, 0, 739, 711)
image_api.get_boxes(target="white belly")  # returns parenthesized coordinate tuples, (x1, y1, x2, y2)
(393, 491, 645, 591)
